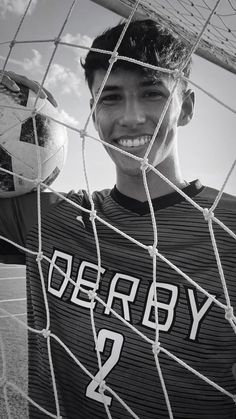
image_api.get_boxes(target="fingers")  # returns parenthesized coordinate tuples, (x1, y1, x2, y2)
(0, 71, 20, 92)
(37, 85, 58, 108)
(1, 70, 46, 98)
(0, 70, 58, 107)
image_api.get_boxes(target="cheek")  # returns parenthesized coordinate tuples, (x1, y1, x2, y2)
(158, 109, 180, 137)
(94, 112, 105, 135)
(94, 109, 112, 138)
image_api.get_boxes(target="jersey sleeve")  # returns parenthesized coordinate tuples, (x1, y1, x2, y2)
(0, 192, 65, 264)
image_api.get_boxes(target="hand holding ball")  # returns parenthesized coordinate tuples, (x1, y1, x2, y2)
(0, 83, 68, 197)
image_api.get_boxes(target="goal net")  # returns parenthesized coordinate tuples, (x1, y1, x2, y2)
(0, 0, 236, 418)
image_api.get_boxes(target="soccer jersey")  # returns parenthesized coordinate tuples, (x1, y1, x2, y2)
(0, 180, 236, 418)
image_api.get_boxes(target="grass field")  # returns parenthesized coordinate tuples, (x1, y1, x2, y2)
(0, 265, 28, 419)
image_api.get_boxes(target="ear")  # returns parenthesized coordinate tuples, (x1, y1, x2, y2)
(178, 89, 195, 127)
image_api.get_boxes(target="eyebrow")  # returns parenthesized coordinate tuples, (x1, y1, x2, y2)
(95, 79, 165, 95)
(140, 79, 165, 87)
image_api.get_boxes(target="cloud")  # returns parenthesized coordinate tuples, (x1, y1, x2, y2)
(0, 50, 82, 97)
(22, 48, 43, 72)
(45, 63, 82, 97)
(0, 0, 37, 16)
(59, 109, 80, 128)
(0, 49, 43, 72)
(61, 33, 93, 59)
(0, 54, 25, 67)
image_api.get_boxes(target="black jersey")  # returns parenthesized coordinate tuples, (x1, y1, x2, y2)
(0, 180, 236, 418)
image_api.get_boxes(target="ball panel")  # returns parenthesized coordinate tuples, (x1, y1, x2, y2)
(20, 114, 51, 147)
(41, 166, 60, 188)
(0, 84, 28, 107)
(38, 144, 67, 187)
(14, 83, 29, 107)
(0, 84, 68, 197)
(0, 147, 14, 192)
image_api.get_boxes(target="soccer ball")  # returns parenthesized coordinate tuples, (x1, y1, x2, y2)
(0, 83, 68, 198)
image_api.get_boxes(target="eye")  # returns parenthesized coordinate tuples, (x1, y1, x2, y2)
(143, 90, 165, 100)
(99, 94, 122, 105)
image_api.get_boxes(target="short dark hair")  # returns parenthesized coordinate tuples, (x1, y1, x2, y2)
(82, 19, 192, 92)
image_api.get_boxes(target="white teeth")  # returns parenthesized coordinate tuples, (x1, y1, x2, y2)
(117, 135, 151, 147)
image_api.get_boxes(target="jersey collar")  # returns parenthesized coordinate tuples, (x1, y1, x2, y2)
(110, 180, 204, 215)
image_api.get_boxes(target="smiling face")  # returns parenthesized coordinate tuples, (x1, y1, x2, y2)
(91, 68, 194, 179)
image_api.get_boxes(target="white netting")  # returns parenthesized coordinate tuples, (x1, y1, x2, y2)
(92, 0, 236, 73)
(0, 0, 236, 418)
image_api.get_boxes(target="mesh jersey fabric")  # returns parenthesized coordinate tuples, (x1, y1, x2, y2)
(0, 180, 235, 418)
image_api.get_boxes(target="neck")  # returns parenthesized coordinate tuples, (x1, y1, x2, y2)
(116, 158, 187, 202)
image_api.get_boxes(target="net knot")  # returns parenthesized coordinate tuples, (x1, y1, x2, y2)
(140, 158, 149, 171)
(87, 289, 97, 300)
(152, 342, 161, 355)
(36, 252, 44, 262)
(9, 40, 16, 48)
(225, 306, 234, 321)
(42, 329, 51, 338)
(0, 375, 7, 388)
(109, 52, 118, 65)
(148, 245, 157, 258)
(203, 208, 214, 222)
(31, 108, 37, 117)
(54, 36, 61, 45)
(173, 68, 183, 80)
(98, 380, 106, 394)
(80, 129, 87, 139)
(33, 178, 42, 187)
(89, 210, 97, 222)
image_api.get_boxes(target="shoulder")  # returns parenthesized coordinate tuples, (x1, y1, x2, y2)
(92, 188, 112, 204)
(67, 188, 111, 209)
(0, 190, 67, 218)
(198, 186, 236, 211)
(0, 190, 72, 241)
(197, 185, 236, 234)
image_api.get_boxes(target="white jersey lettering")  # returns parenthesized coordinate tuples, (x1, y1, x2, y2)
(105, 273, 140, 321)
(47, 251, 217, 340)
(142, 282, 179, 331)
(86, 329, 124, 405)
(71, 261, 105, 309)
(48, 250, 73, 298)
(186, 288, 215, 341)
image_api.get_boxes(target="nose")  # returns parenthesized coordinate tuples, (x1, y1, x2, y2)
(118, 98, 146, 128)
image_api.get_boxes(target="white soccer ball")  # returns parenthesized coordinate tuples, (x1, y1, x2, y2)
(0, 83, 68, 197)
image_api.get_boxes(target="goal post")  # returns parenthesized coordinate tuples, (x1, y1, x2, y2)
(90, 0, 236, 75)
(90, 0, 143, 20)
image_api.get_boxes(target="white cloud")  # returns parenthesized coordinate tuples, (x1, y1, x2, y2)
(61, 33, 93, 58)
(45, 63, 82, 97)
(0, 0, 37, 16)
(0, 54, 25, 67)
(59, 109, 80, 128)
(0, 49, 43, 73)
(22, 48, 43, 72)
(0, 51, 82, 98)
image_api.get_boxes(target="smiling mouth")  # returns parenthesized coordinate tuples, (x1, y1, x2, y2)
(116, 135, 152, 148)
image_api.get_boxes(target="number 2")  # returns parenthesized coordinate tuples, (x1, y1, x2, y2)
(86, 328, 124, 405)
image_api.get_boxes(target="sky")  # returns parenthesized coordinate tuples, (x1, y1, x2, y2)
(0, 0, 235, 195)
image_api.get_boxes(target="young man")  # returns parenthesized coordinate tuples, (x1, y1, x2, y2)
(0, 19, 236, 419)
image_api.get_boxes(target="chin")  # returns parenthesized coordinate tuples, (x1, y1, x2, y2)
(118, 162, 148, 178)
